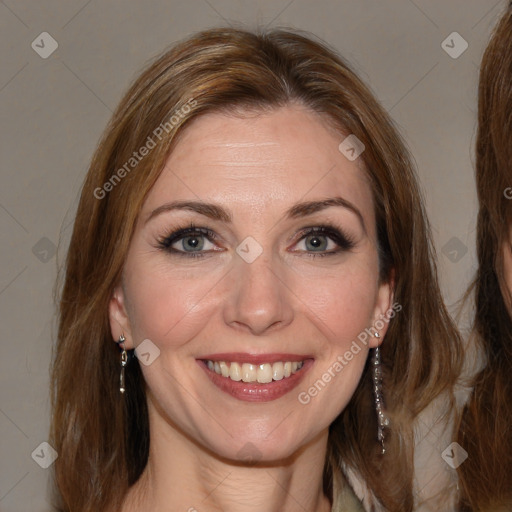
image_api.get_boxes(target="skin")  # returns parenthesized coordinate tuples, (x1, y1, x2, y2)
(109, 104, 393, 512)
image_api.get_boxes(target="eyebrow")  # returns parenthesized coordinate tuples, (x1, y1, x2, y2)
(145, 196, 366, 232)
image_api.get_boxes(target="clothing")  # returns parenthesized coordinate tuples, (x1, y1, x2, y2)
(332, 468, 366, 512)
(340, 393, 461, 511)
(339, 329, 486, 512)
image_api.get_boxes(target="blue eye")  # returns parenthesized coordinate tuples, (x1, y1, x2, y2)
(292, 226, 355, 258)
(157, 226, 218, 258)
(156, 223, 355, 259)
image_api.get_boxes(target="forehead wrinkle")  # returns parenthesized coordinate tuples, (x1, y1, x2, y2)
(195, 140, 284, 167)
(200, 160, 282, 167)
(205, 141, 280, 148)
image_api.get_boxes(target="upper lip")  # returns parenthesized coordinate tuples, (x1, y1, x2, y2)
(198, 353, 314, 364)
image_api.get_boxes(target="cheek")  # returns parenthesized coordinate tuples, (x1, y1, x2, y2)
(289, 263, 378, 412)
(306, 280, 375, 331)
(122, 251, 221, 347)
(299, 277, 375, 368)
(290, 260, 380, 344)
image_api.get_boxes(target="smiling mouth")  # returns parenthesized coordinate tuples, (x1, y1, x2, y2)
(202, 359, 305, 384)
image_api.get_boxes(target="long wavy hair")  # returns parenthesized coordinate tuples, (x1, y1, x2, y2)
(456, 6, 512, 511)
(50, 27, 462, 512)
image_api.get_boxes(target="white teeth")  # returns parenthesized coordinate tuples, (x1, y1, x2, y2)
(229, 362, 242, 381)
(219, 361, 229, 377)
(257, 363, 273, 383)
(242, 363, 257, 382)
(205, 359, 305, 383)
(273, 361, 284, 380)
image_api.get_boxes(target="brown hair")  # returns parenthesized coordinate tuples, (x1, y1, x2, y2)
(456, 6, 512, 511)
(50, 27, 462, 512)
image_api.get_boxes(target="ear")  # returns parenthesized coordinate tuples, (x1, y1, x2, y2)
(368, 270, 395, 349)
(108, 283, 135, 349)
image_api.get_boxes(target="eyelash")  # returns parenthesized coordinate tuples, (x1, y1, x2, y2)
(156, 223, 355, 259)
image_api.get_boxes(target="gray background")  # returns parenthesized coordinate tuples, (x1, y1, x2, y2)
(0, 0, 504, 510)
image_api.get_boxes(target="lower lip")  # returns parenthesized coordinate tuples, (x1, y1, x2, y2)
(197, 359, 314, 402)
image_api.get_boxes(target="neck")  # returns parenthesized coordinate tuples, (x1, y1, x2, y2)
(121, 398, 333, 512)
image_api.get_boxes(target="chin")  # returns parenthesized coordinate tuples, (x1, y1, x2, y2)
(202, 425, 318, 466)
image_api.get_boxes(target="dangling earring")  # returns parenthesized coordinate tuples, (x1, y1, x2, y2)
(372, 333, 389, 454)
(116, 334, 128, 394)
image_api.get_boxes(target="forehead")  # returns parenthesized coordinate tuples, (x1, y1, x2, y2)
(144, 105, 373, 223)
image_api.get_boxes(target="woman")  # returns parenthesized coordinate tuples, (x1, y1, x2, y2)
(50, 28, 462, 512)
(456, 5, 512, 511)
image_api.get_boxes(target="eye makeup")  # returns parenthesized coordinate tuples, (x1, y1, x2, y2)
(155, 221, 356, 259)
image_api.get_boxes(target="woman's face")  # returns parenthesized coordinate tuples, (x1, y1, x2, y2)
(109, 105, 393, 462)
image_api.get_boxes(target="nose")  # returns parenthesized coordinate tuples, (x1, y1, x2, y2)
(223, 250, 294, 336)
